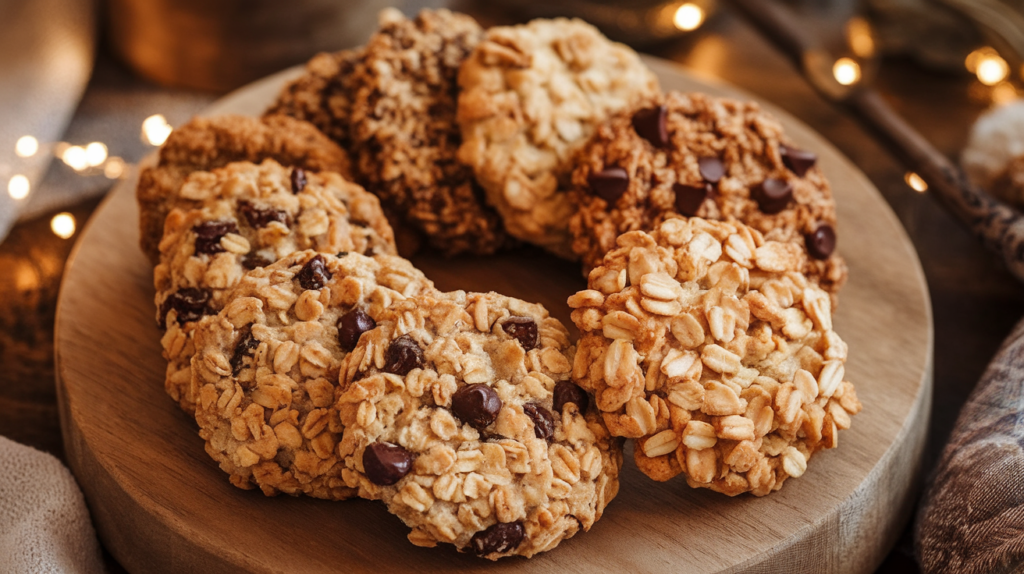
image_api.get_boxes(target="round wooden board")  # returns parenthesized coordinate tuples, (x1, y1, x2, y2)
(55, 57, 932, 574)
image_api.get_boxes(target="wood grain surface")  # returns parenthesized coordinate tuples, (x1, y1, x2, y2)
(54, 58, 933, 574)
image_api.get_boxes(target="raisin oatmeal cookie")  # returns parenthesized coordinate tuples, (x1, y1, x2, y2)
(155, 159, 396, 412)
(137, 114, 351, 264)
(344, 8, 507, 256)
(569, 217, 861, 496)
(190, 250, 435, 498)
(334, 291, 621, 559)
(569, 91, 846, 300)
(457, 17, 659, 257)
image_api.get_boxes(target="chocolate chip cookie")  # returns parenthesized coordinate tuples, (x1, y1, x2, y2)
(457, 17, 660, 257)
(190, 250, 436, 498)
(334, 291, 621, 558)
(569, 217, 861, 496)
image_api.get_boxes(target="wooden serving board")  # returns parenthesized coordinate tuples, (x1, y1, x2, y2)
(55, 58, 932, 573)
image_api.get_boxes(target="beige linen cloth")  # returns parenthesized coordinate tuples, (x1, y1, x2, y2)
(0, 436, 104, 573)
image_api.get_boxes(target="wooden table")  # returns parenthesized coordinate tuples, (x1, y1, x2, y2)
(1, 2, 1016, 572)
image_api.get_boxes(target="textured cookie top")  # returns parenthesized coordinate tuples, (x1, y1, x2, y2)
(569, 217, 860, 496)
(334, 291, 621, 559)
(154, 159, 396, 412)
(190, 250, 435, 499)
(456, 18, 659, 257)
(568, 91, 846, 298)
(137, 114, 351, 264)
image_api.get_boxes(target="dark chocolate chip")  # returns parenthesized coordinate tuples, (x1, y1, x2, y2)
(241, 254, 273, 270)
(469, 521, 525, 556)
(673, 182, 711, 216)
(780, 144, 817, 177)
(522, 403, 555, 440)
(362, 442, 414, 486)
(290, 167, 307, 194)
(451, 384, 503, 430)
(238, 200, 290, 229)
(632, 105, 668, 147)
(384, 334, 424, 376)
(192, 220, 238, 255)
(230, 327, 260, 375)
(753, 178, 793, 214)
(553, 381, 589, 414)
(158, 287, 211, 328)
(297, 254, 332, 290)
(698, 156, 725, 183)
(337, 309, 375, 351)
(364, 246, 374, 256)
(336, 251, 349, 258)
(501, 316, 538, 351)
(806, 224, 836, 259)
(588, 167, 629, 204)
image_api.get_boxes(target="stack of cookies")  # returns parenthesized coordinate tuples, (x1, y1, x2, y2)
(137, 7, 860, 560)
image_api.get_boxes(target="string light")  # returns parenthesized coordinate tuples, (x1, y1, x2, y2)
(142, 114, 173, 146)
(61, 146, 89, 171)
(85, 142, 108, 167)
(50, 212, 76, 239)
(104, 157, 126, 179)
(976, 54, 1010, 86)
(15, 136, 38, 158)
(673, 3, 705, 31)
(8, 174, 29, 199)
(832, 58, 861, 86)
(905, 172, 928, 193)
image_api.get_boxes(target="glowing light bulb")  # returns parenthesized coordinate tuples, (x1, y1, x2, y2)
(673, 3, 704, 31)
(50, 212, 76, 239)
(977, 54, 1010, 86)
(142, 114, 173, 146)
(8, 174, 29, 199)
(905, 172, 928, 193)
(15, 136, 38, 158)
(832, 58, 861, 86)
(61, 146, 89, 171)
(966, 47, 998, 73)
(85, 142, 108, 167)
(104, 157, 126, 179)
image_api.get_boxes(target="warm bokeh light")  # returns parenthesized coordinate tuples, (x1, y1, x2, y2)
(85, 142, 108, 167)
(993, 81, 1019, 105)
(104, 156, 126, 179)
(845, 17, 875, 58)
(142, 114, 173, 146)
(905, 172, 928, 193)
(966, 47, 998, 73)
(61, 145, 89, 171)
(832, 58, 861, 86)
(8, 174, 29, 199)
(50, 212, 76, 239)
(977, 54, 1010, 86)
(673, 3, 704, 31)
(15, 136, 39, 158)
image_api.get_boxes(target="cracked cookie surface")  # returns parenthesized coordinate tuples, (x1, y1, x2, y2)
(334, 290, 621, 559)
(569, 217, 860, 496)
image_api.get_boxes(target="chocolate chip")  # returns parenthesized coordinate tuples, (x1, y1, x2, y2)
(780, 144, 817, 177)
(632, 105, 668, 147)
(238, 200, 290, 229)
(553, 381, 589, 414)
(753, 178, 793, 214)
(296, 254, 331, 290)
(384, 334, 424, 376)
(336, 251, 349, 258)
(192, 220, 238, 255)
(698, 157, 725, 183)
(230, 327, 260, 375)
(241, 254, 272, 270)
(501, 316, 538, 351)
(806, 224, 836, 259)
(158, 288, 210, 328)
(290, 167, 307, 194)
(522, 403, 555, 440)
(673, 182, 711, 216)
(364, 246, 374, 257)
(588, 167, 629, 204)
(451, 384, 502, 430)
(337, 309, 375, 351)
(469, 521, 524, 556)
(362, 442, 413, 486)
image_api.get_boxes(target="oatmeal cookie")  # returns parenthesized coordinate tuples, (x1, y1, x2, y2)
(345, 8, 506, 256)
(190, 250, 436, 498)
(137, 114, 351, 264)
(334, 291, 621, 559)
(569, 91, 847, 299)
(457, 17, 660, 257)
(569, 217, 861, 496)
(155, 159, 396, 413)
